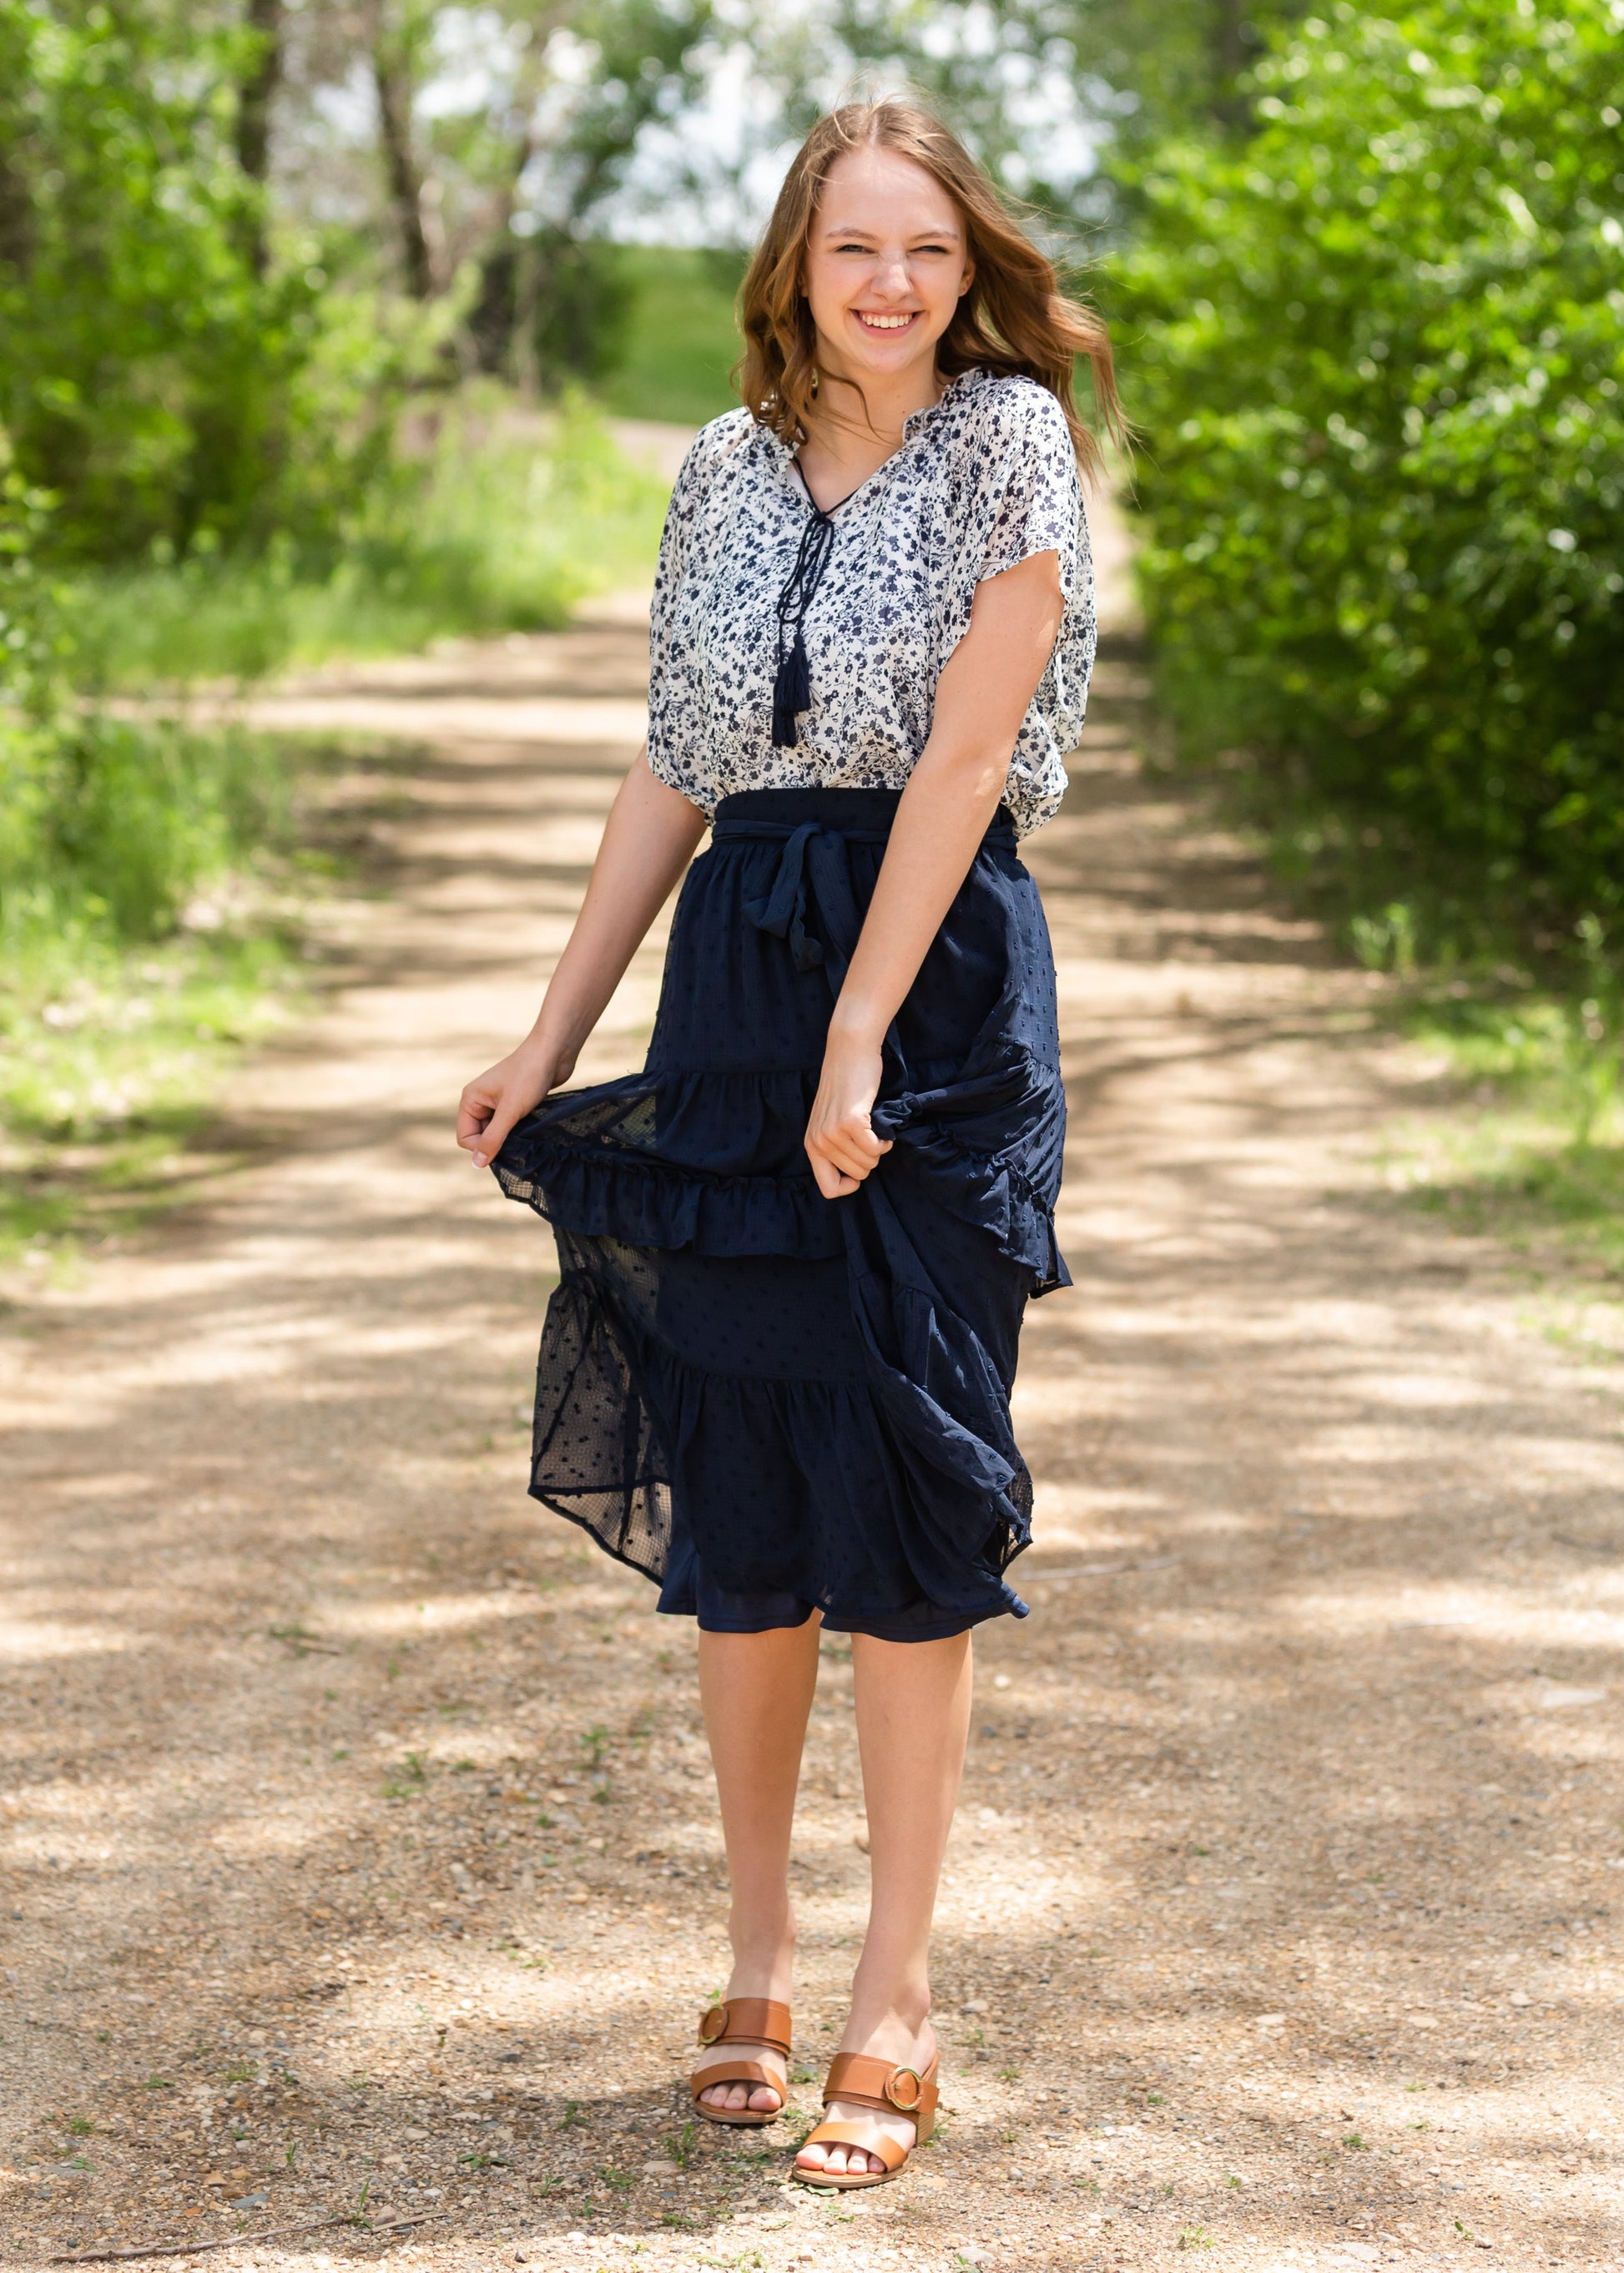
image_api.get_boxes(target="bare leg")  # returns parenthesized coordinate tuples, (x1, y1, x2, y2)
(693, 1620, 821, 2115)
(796, 1626, 973, 2176)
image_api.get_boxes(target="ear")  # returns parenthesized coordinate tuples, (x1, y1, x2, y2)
(958, 257, 975, 298)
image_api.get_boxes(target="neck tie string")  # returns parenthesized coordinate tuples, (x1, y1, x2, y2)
(770, 489, 844, 750)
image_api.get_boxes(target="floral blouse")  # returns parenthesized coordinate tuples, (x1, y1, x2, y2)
(644, 368, 1094, 837)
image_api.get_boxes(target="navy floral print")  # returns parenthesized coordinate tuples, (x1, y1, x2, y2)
(645, 369, 1094, 837)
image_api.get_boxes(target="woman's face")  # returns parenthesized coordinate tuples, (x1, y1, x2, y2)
(803, 144, 972, 392)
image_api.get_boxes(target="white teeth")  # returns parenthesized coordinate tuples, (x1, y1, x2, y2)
(858, 313, 914, 330)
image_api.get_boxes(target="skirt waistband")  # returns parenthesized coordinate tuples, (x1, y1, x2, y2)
(714, 786, 1016, 849)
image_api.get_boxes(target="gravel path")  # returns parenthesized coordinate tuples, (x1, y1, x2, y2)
(2, 536, 1621, 2273)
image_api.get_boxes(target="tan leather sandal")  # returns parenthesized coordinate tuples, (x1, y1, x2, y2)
(690, 1998, 792, 2127)
(794, 2049, 939, 2188)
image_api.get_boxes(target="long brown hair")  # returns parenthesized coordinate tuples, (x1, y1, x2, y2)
(735, 98, 1123, 481)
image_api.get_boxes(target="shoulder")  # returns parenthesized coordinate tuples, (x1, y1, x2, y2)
(971, 372, 1075, 460)
(672, 406, 770, 507)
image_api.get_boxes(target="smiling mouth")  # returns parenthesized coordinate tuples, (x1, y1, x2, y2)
(854, 310, 919, 332)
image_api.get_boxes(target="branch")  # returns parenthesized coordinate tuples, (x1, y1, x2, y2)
(48, 2211, 436, 2265)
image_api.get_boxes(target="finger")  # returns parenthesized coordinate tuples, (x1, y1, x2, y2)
(836, 1120, 888, 1162)
(809, 1151, 859, 1200)
(471, 1103, 524, 1168)
(817, 1131, 882, 1184)
(456, 1080, 497, 1143)
(456, 1104, 493, 1152)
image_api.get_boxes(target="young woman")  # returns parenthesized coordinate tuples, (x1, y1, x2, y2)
(456, 97, 1118, 2187)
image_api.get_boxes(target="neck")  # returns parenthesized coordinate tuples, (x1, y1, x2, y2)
(815, 347, 942, 445)
(796, 350, 944, 506)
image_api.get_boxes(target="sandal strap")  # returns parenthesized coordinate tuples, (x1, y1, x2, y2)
(696, 1998, 792, 2056)
(821, 2051, 937, 2124)
(800, 2118, 910, 2174)
(689, 2055, 785, 2106)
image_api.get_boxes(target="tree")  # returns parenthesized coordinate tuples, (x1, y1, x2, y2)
(1111, 0, 1624, 934)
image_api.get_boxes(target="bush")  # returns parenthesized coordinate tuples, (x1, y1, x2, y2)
(1112, 0, 1624, 955)
(66, 391, 670, 688)
(0, 0, 398, 564)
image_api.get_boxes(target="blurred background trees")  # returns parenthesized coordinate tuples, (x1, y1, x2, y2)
(1, 0, 1620, 1247)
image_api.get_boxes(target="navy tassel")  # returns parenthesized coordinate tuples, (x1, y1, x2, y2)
(771, 627, 811, 749)
(770, 490, 842, 750)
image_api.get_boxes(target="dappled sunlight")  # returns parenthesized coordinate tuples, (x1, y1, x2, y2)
(1282, 1586, 1624, 1652)
(2, 598, 1620, 2273)
(0, 1618, 145, 1662)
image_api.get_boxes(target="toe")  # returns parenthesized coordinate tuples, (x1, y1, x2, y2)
(795, 2141, 829, 2170)
(747, 2084, 781, 2112)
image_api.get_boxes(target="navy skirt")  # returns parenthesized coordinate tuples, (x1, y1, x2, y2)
(492, 786, 1071, 1639)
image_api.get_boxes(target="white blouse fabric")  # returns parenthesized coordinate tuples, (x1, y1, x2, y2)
(644, 368, 1094, 838)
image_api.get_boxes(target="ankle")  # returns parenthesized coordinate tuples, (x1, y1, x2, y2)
(842, 1978, 932, 2044)
(726, 1909, 795, 1988)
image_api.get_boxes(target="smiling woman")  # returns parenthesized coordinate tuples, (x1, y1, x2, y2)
(459, 93, 1122, 2198)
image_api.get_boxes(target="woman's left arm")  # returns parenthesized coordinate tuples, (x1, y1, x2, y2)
(804, 547, 1066, 1198)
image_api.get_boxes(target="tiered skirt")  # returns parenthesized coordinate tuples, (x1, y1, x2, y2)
(492, 786, 1070, 1637)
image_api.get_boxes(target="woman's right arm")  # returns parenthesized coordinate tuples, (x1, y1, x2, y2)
(456, 746, 708, 1167)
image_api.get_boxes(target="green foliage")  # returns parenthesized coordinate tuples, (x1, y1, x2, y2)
(0, 921, 300, 1263)
(1112, 0, 1624, 956)
(65, 394, 668, 688)
(1383, 948, 1624, 1283)
(0, 0, 395, 563)
(599, 249, 746, 424)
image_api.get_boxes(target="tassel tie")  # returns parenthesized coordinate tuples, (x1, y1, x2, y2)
(770, 498, 840, 749)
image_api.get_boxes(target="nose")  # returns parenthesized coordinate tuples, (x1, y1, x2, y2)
(870, 249, 913, 300)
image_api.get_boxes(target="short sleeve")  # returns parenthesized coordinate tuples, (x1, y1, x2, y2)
(935, 377, 1096, 829)
(977, 386, 1085, 590)
(937, 380, 1085, 668)
(646, 415, 761, 808)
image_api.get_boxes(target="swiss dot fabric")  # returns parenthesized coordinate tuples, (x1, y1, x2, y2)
(493, 788, 1072, 1638)
(645, 369, 1094, 837)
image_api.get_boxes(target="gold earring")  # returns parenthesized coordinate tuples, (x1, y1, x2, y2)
(809, 366, 820, 397)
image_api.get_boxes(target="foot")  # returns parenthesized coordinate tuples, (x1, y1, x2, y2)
(794, 2013, 936, 2179)
(693, 2037, 787, 2119)
(693, 1964, 791, 2119)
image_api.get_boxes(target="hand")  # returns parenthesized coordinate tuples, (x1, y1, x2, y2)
(804, 1028, 892, 1199)
(456, 1036, 573, 1169)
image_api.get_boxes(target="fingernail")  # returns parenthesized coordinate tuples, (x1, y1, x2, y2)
(472, 1152, 487, 1167)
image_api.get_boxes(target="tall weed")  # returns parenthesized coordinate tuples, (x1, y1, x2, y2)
(68, 393, 668, 689)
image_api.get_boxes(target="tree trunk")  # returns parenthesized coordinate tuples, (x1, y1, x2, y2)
(372, 27, 434, 300)
(235, 0, 282, 275)
(1208, 0, 1250, 129)
(0, 137, 33, 280)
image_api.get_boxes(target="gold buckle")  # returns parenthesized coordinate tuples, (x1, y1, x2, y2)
(699, 2003, 729, 2044)
(886, 2065, 923, 2111)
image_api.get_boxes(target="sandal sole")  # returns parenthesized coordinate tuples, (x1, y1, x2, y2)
(693, 2101, 785, 2127)
(793, 2163, 902, 2189)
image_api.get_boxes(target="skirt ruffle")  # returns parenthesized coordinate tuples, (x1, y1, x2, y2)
(492, 787, 1070, 1633)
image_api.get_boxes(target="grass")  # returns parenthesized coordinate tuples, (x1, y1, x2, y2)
(1150, 721, 1624, 1319)
(3, 400, 668, 1270)
(0, 886, 309, 1273)
(0, 704, 335, 1273)
(598, 248, 745, 426)
(66, 391, 668, 692)
(1384, 975, 1624, 1288)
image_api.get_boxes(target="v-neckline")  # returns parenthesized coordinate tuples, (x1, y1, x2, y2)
(788, 458, 871, 520)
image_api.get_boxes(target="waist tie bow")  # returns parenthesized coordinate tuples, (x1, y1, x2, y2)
(739, 820, 889, 985)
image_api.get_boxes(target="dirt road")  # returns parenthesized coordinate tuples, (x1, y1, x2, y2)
(2, 518, 1621, 2273)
